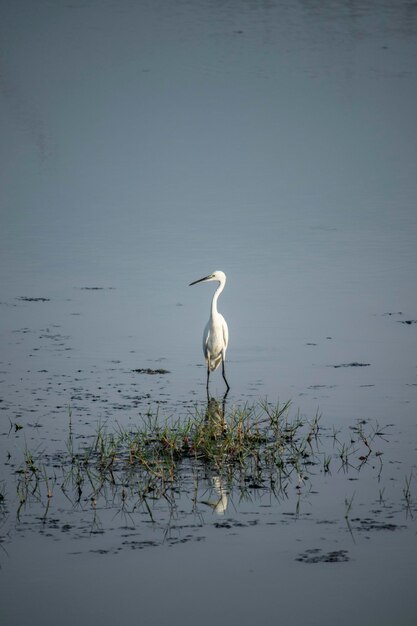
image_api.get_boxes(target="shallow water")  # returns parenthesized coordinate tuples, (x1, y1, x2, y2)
(1, 1, 417, 624)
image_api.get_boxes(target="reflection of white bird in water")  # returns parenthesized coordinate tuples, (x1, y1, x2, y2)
(201, 476, 229, 515)
(211, 476, 228, 515)
(189, 270, 230, 392)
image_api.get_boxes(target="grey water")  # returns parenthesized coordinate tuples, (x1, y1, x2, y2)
(1, 1, 417, 624)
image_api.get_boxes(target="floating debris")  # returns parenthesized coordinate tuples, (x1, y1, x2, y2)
(308, 384, 336, 389)
(398, 320, 417, 325)
(333, 362, 370, 368)
(17, 297, 50, 302)
(352, 519, 406, 532)
(132, 368, 170, 375)
(296, 549, 349, 564)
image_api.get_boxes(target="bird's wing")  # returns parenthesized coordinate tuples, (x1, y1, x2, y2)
(202, 320, 210, 359)
(222, 317, 229, 352)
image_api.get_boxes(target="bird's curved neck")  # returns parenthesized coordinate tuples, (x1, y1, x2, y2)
(211, 281, 224, 319)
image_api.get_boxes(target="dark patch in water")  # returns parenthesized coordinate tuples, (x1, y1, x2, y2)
(352, 518, 406, 532)
(90, 549, 113, 555)
(308, 385, 336, 389)
(332, 362, 370, 368)
(398, 320, 417, 325)
(296, 549, 349, 564)
(17, 297, 50, 302)
(167, 535, 206, 546)
(214, 518, 258, 529)
(132, 368, 170, 375)
(61, 524, 72, 532)
(121, 539, 159, 550)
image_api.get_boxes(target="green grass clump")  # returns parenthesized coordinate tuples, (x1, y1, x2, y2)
(87, 399, 300, 472)
(15, 400, 319, 507)
(13, 400, 388, 522)
(65, 399, 322, 502)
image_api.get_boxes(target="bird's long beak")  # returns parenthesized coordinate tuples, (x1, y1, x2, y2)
(189, 274, 213, 286)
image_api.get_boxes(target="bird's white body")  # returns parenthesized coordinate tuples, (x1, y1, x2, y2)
(203, 311, 229, 372)
(189, 270, 230, 391)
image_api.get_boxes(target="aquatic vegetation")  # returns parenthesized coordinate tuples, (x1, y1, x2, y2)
(10, 399, 392, 529)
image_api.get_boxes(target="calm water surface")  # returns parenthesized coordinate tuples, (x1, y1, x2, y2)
(1, 1, 417, 624)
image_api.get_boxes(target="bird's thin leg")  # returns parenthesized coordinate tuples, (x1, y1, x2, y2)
(222, 391, 228, 418)
(206, 365, 210, 396)
(222, 356, 230, 392)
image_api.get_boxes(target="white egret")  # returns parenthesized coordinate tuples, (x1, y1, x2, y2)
(189, 270, 230, 392)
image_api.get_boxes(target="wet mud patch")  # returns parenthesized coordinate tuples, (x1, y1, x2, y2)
(296, 549, 350, 564)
